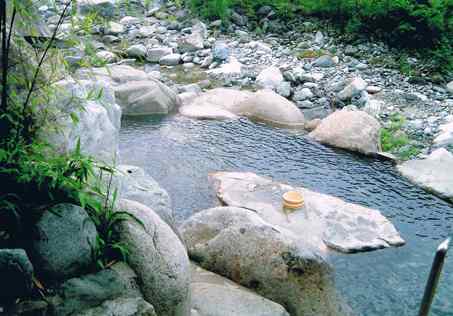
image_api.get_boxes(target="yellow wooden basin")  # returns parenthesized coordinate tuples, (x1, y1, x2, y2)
(283, 191, 304, 209)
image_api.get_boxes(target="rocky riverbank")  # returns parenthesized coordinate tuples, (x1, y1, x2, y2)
(2, 0, 451, 315)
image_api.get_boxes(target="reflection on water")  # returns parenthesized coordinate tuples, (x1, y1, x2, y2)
(120, 114, 453, 316)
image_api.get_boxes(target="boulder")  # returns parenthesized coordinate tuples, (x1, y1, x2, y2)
(127, 44, 147, 59)
(115, 80, 181, 115)
(75, 297, 157, 316)
(78, 65, 149, 84)
(42, 78, 121, 164)
(180, 88, 251, 121)
(31, 204, 97, 280)
(178, 33, 204, 53)
(433, 116, 453, 147)
(446, 81, 453, 94)
(181, 206, 344, 316)
(397, 148, 453, 202)
(114, 165, 176, 231)
(115, 199, 191, 316)
(212, 42, 230, 61)
(190, 263, 289, 316)
(309, 109, 381, 155)
(337, 77, 367, 101)
(77, 0, 116, 17)
(313, 55, 336, 68)
(146, 46, 173, 63)
(52, 262, 146, 315)
(234, 89, 305, 127)
(0, 249, 34, 303)
(208, 57, 243, 76)
(210, 172, 405, 253)
(256, 66, 284, 90)
(159, 53, 182, 66)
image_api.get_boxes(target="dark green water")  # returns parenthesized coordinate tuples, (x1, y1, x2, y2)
(119, 114, 453, 316)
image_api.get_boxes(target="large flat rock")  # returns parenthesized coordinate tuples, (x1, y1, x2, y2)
(397, 148, 453, 202)
(210, 172, 405, 253)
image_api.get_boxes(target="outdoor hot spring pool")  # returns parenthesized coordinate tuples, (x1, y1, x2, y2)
(119, 114, 453, 316)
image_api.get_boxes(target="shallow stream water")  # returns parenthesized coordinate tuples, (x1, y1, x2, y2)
(120, 114, 453, 316)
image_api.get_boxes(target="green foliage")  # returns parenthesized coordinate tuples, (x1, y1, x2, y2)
(0, 1, 136, 271)
(380, 114, 420, 160)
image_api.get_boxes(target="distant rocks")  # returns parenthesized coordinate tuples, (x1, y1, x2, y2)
(337, 77, 367, 101)
(313, 55, 337, 68)
(146, 46, 173, 63)
(447, 81, 453, 94)
(256, 66, 283, 90)
(309, 109, 381, 155)
(159, 53, 182, 66)
(398, 148, 453, 202)
(77, 0, 115, 17)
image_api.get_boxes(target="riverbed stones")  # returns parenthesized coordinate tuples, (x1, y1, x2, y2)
(309, 109, 381, 155)
(190, 263, 290, 316)
(114, 79, 181, 115)
(433, 116, 453, 147)
(115, 199, 191, 316)
(159, 53, 182, 66)
(31, 204, 97, 280)
(313, 55, 337, 68)
(337, 77, 367, 101)
(446, 81, 453, 94)
(146, 46, 173, 63)
(0, 249, 34, 303)
(127, 44, 147, 59)
(256, 66, 284, 90)
(212, 41, 230, 61)
(115, 165, 176, 231)
(181, 206, 344, 316)
(210, 172, 405, 253)
(398, 148, 453, 202)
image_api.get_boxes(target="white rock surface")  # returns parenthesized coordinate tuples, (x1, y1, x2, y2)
(256, 66, 284, 90)
(210, 172, 405, 253)
(433, 116, 453, 147)
(337, 77, 367, 101)
(398, 148, 453, 202)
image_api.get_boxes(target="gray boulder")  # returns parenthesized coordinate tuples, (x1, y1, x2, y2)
(0, 249, 34, 303)
(309, 109, 381, 155)
(159, 53, 182, 66)
(115, 165, 176, 231)
(75, 297, 156, 316)
(115, 79, 181, 115)
(191, 263, 289, 316)
(115, 199, 191, 316)
(77, 0, 116, 17)
(52, 262, 147, 315)
(212, 42, 230, 61)
(127, 44, 147, 59)
(256, 66, 284, 90)
(398, 148, 453, 202)
(181, 206, 344, 316)
(337, 77, 367, 101)
(42, 78, 121, 164)
(447, 81, 453, 94)
(31, 204, 98, 280)
(146, 46, 173, 63)
(313, 55, 337, 68)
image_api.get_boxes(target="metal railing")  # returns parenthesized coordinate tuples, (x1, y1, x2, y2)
(418, 238, 450, 316)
